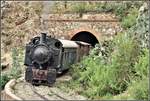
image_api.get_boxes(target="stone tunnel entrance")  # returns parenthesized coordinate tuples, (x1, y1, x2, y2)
(71, 31, 99, 46)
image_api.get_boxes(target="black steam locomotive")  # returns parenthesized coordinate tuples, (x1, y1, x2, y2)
(24, 33, 91, 86)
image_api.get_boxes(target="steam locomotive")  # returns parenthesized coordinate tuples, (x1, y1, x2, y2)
(24, 33, 91, 86)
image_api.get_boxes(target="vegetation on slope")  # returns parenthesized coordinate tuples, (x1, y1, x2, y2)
(1, 1, 148, 100)
(57, 2, 149, 100)
(0, 48, 24, 90)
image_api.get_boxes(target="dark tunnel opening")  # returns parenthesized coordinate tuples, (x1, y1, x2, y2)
(71, 31, 99, 46)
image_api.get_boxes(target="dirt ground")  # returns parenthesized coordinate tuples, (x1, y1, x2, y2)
(13, 76, 87, 100)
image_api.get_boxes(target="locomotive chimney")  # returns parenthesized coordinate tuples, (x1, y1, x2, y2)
(40, 33, 47, 43)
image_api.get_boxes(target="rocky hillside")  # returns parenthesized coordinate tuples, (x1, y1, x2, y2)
(1, 1, 122, 55)
(1, 1, 43, 54)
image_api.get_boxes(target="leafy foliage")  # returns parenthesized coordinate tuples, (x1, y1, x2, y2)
(121, 7, 139, 29)
(128, 77, 149, 100)
(51, 1, 143, 17)
(9, 48, 23, 79)
(70, 32, 141, 99)
(134, 48, 149, 79)
(130, 48, 149, 100)
(70, 3, 89, 17)
(68, 3, 149, 99)
(129, 3, 149, 48)
(102, 77, 148, 100)
(0, 74, 11, 89)
(0, 48, 24, 90)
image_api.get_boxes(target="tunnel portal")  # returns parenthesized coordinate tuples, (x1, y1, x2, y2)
(71, 31, 99, 46)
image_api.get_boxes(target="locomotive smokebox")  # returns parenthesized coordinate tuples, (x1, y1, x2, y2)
(40, 33, 47, 43)
(32, 45, 50, 64)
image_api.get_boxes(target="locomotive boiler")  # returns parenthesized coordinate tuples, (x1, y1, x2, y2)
(24, 33, 91, 86)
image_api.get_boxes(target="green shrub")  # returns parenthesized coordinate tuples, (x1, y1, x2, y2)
(71, 3, 87, 17)
(0, 74, 11, 89)
(103, 78, 148, 100)
(134, 48, 148, 79)
(130, 48, 149, 100)
(129, 3, 149, 48)
(128, 77, 149, 100)
(121, 7, 139, 29)
(0, 48, 23, 90)
(92, 1, 142, 20)
(54, 2, 147, 99)
(113, 4, 128, 19)
(105, 33, 140, 93)
(9, 48, 22, 79)
(70, 32, 141, 99)
(65, 2, 148, 100)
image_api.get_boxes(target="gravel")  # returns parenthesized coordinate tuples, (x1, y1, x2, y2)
(13, 76, 87, 100)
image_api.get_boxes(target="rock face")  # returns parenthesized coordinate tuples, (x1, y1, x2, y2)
(1, 1, 122, 55)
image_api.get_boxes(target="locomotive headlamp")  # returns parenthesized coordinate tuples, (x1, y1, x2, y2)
(32, 45, 51, 64)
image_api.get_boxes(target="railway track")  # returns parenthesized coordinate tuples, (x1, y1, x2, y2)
(29, 83, 67, 100)
(5, 75, 86, 100)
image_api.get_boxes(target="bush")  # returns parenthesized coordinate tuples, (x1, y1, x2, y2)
(71, 3, 87, 17)
(130, 48, 149, 100)
(100, 48, 148, 100)
(0, 74, 11, 89)
(50, 2, 147, 100)
(128, 77, 149, 100)
(0, 48, 23, 90)
(121, 7, 139, 29)
(70, 32, 141, 99)
(129, 3, 149, 48)
(107, 33, 140, 91)
(9, 48, 22, 79)
(113, 3, 128, 19)
(134, 48, 148, 79)
(103, 77, 149, 100)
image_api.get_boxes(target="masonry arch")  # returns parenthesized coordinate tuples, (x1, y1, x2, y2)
(69, 28, 101, 46)
(71, 31, 99, 46)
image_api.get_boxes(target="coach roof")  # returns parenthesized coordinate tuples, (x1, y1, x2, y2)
(58, 39, 78, 48)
